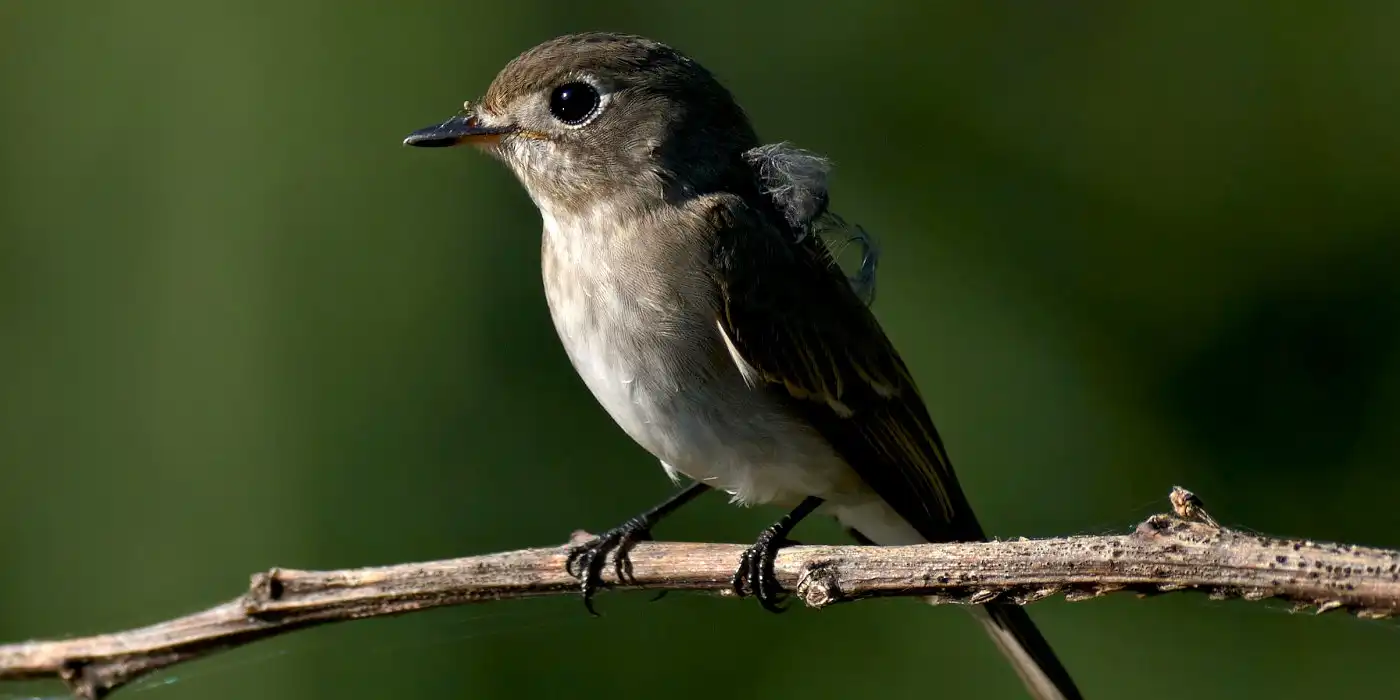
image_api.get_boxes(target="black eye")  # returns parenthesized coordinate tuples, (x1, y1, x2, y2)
(549, 82, 601, 125)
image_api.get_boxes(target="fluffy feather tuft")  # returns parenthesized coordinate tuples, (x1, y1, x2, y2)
(742, 143, 880, 305)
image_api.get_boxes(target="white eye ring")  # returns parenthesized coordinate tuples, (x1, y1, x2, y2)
(547, 75, 610, 129)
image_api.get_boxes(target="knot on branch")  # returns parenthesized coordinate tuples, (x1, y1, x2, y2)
(4, 486, 1398, 700)
(795, 559, 845, 608)
(247, 568, 286, 605)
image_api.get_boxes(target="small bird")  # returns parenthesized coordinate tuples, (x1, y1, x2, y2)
(404, 33, 1082, 700)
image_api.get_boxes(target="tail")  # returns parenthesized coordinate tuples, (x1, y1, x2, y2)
(844, 522, 1081, 699)
(973, 603, 1082, 700)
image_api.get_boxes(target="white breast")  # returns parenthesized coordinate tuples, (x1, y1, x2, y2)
(537, 204, 870, 511)
(540, 207, 691, 455)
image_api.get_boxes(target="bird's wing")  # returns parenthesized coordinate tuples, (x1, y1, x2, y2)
(706, 195, 1084, 700)
(706, 195, 982, 542)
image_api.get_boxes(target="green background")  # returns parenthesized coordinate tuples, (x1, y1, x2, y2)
(4, 3, 1399, 699)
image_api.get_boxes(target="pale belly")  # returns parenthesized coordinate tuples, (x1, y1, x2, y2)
(556, 322, 923, 545)
(542, 257, 862, 508)
(536, 215, 921, 545)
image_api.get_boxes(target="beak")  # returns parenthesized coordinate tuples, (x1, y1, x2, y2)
(402, 113, 515, 148)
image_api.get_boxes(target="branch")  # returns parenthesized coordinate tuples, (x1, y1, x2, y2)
(2, 488, 1396, 699)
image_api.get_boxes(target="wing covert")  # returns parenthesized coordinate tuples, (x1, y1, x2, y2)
(706, 196, 982, 542)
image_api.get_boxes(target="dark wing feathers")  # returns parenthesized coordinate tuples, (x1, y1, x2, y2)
(708, 196, 1085, 700)
(708, 196, 983, 543)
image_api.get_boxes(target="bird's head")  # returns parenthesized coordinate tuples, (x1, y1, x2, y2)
(403, 33, 759, 216)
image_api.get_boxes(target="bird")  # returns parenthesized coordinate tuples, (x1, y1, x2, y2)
(403, 32, 1082, 700)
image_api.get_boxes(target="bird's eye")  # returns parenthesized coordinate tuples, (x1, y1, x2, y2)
(549, 82, 601, 125)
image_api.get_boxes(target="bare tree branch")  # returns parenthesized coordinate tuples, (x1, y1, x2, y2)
(2, 488, 1396, 699)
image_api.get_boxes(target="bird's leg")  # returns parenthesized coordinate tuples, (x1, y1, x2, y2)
(844, 527, 877, 546)
(732, 496, 824, 613)
(566, 481, 709, 615)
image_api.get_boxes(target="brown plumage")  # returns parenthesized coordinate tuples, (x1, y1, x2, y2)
(405, 32, 1082, 700)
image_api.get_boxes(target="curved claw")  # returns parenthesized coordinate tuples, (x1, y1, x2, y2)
(562, 483, 711, 615)
(565, 518, 653, 616)
(731, 535, 799, 613)
(731, 497, 822, 613)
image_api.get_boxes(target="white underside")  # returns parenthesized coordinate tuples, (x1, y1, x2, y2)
(538, 204, 920, 546)
(536, 201, 1069, 700)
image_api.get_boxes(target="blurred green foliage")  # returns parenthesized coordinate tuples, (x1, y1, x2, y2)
(3, 2, 1399, 698)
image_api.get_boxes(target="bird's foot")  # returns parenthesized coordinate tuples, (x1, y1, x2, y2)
(731, 527, 801, 613)
(565, 516, 652, 616)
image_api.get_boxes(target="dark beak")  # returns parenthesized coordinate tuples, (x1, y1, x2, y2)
(402, 113, 515, 148)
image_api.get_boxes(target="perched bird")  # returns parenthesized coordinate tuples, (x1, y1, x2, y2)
(404, 32, 1082, 700)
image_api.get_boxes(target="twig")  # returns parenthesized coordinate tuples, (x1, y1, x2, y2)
(1, 487, 1396, 699)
